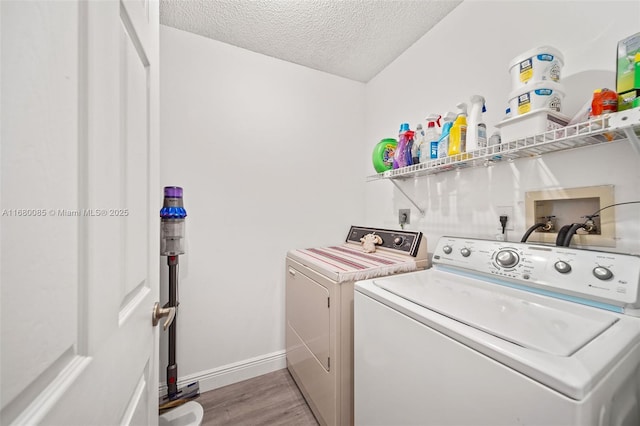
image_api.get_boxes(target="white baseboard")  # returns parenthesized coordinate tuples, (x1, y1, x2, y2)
(159, 350, 287, 395)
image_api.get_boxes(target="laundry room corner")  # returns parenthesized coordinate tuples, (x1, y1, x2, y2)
(158, 25, 367, 393)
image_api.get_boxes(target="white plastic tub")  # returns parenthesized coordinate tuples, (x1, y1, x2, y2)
(509, 46, 564, 90)
(508, 81, 565, 116)
(494, 108, 570, 143)
(159, 401, 203, 426)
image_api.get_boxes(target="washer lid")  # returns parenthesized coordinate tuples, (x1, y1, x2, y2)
(373, 272, 617, 356)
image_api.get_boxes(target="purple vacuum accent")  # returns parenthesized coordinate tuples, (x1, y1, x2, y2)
(160, 186, 186, 220)
(164, 186, 183, 198)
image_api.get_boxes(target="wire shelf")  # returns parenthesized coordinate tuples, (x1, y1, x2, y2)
(366, 108, 640, 182)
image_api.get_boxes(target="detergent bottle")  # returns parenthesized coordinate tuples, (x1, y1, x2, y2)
(419, 114, 442, 163)
(412, 124, 424, 164)
(405, 132, 414, 167)
(437, 112, 456, 160)
(590, 88, 618, 117)
(405, 128, 415, 166)
(467, 95, 487, 152)
(393, 123, 412, 169)
(372, 138, 398, 172)
(448, 103, 468, 157)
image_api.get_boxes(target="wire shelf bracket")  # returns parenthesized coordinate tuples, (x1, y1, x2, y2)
(390, 179, 426, 216)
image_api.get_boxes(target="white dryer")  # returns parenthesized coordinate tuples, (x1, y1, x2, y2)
(355, 236, 640, 426)
(286, 226, 428, 425)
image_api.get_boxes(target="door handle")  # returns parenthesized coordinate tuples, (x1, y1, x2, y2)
(152, 302, 175, 330)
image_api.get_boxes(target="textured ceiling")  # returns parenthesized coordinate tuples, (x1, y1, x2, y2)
(159, 0, 462, 82)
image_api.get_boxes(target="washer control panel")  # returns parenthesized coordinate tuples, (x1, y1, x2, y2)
(433, 236, 640, 309)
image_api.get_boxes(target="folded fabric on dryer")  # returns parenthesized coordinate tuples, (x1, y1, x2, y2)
(289, 244, 418, 283)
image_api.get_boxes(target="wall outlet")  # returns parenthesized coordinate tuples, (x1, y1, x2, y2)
(497, 206, 514, 231)
(399, 209, 410, 225)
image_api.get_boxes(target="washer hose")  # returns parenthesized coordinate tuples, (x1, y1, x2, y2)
(555, 224, 573, 246)
(562, 223, 588, 247)
(521, 223, 546, 242)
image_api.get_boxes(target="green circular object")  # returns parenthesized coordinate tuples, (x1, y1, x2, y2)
(372, 138, 397, 172)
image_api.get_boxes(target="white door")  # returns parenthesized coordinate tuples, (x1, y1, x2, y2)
(1, 0, 160, 424)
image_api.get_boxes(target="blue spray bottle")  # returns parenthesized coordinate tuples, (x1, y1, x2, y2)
(437, 112, 457, 160)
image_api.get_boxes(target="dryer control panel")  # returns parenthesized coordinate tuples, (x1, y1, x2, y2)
(346, 226, 423, 257)
(432, 236, 640, 312)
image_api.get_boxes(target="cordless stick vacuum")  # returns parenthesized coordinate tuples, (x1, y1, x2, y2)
(159, 187, 200, 411)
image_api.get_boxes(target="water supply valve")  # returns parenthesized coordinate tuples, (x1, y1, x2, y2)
(543, 215, 556, 232)
(536, 215, 556, 232)
(581, 214, 600, 234)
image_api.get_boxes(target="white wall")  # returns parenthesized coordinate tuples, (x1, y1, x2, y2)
(159, 26, 365, 390)
(364, 1, 640, 255)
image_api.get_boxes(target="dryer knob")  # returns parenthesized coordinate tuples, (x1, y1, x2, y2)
(593, 266, 613, 281)
(460, 248, 471, 257)
(443, 245, 453, 254)
(393, 237, 404, 246)
(496, 250, 519, 268)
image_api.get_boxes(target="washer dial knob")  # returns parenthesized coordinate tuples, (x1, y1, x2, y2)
(460, 248, 471, 257)
(554, 261, 572, 274)
(443, 245, 453, 254)
(496, 250, 519, 268)
(593, 266, 613, 281)
(393, 237, 404, 246)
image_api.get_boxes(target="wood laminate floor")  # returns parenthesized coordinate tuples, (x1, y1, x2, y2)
(198, 369, 319, 426)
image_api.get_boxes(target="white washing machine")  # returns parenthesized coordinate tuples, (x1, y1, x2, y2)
(355, 236, 640, 426)
(286, 226, 428, 425)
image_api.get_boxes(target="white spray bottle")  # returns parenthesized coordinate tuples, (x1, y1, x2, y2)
(419, 114, 441, 163)
(467, 95, 487, 151)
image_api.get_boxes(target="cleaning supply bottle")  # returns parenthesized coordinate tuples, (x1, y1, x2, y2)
(412, 124, 424, 164)
(437, 112, 456, 160)
(419, 114, 442, 163)
(590, 88, 617, 117)
(406, 129, 415, 166)
(405, 129, 415, 166)
(467, 95, 487, 152)
(393, 123, 412, 169)
(372, 138, 398, 172)
(448, 103, 468, 157)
